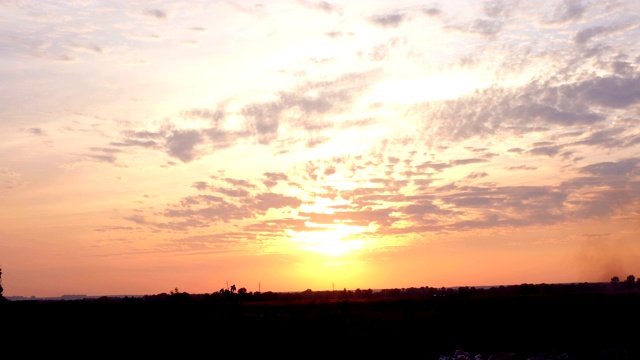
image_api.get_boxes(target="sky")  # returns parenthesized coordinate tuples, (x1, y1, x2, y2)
(1, 0, 639, 298)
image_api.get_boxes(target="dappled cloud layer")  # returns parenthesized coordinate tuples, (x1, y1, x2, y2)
(1, 0, 639, 296)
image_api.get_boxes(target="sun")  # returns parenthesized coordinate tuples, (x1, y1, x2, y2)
(310, 236, 355, 256)
(288, 223, 367, 256)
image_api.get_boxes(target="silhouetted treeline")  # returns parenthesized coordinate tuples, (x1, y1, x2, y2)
(2, 278, 640, 359)
(50, 277, 636, 305)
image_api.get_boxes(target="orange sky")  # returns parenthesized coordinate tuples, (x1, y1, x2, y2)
(1, 0, 639, 297)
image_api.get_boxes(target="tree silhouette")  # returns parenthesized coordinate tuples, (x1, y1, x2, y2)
(0, 265, 3, 298)
(625, 275, 636, 289)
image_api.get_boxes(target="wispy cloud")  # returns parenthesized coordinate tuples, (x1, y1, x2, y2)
(2, 0, 639, 296)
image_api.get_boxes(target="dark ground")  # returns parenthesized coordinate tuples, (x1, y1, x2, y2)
(2, 286, 639, 358)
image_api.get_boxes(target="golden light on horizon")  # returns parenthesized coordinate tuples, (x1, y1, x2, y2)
(294, 250, 369, 291)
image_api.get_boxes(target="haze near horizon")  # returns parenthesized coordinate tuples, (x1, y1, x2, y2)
(1, 0, 639, 298)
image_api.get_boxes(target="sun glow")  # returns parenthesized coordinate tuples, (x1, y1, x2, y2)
(288, 223, 367, 256)
(294, 251, 369, 291)
(362, 71, 490, 104)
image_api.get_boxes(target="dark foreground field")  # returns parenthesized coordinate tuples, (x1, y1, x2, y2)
(2, 284, 639, 359)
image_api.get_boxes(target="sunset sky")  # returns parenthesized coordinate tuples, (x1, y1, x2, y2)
(1, 0, 639, 298)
